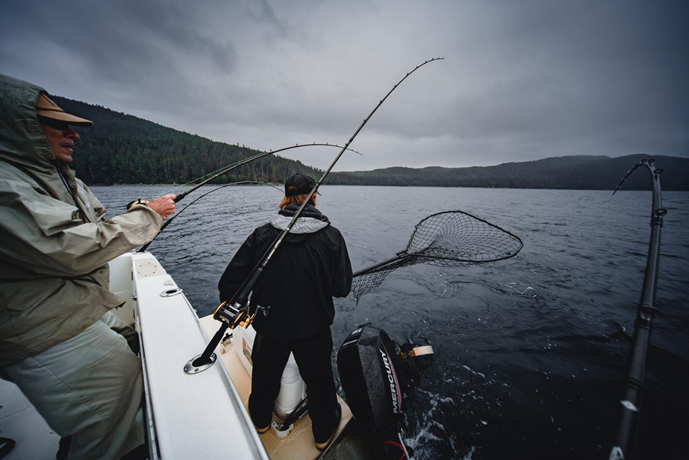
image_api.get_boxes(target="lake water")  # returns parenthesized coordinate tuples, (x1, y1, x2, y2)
(93, 184, 689, 460)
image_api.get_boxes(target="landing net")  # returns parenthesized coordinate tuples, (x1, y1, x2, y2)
(351, 211, 523, 300)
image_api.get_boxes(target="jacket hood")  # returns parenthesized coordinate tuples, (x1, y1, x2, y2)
(0, 73, 57, 174)
(270, 203, 330, 234)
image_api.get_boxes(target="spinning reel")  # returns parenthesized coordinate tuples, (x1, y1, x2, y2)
(213, 301, 269, 330)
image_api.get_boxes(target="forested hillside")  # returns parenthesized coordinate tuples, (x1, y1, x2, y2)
(329, 155, 689, 191)
(53, 96, 322, 185)
(54, 96, 688, 190)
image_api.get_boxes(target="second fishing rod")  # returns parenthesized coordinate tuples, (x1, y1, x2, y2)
(187, 57, 445, 370)
(127, 142, 360, 210)
(135, 143, 361, 252)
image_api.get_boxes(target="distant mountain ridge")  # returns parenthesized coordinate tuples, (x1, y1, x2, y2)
(54, 96, 688, 191)
(330, 155, 689, 191)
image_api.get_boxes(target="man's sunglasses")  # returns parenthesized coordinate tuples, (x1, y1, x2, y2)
(38, 116, 71, 131)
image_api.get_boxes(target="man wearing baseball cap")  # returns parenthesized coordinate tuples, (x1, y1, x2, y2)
(218, 173, 352, 451)
(0, 73, 175, 459)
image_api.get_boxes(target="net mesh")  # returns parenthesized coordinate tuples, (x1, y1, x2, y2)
(351, 211, 523, 300)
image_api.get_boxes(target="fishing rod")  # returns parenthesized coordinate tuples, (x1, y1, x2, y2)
(131, 143, 359, 251)
(127, 143, 361, 209)
(608, 158, 667, 460)
(138, 181, 282, 252)
(185, 57, 444, 372)
(172, 143, 361, 203)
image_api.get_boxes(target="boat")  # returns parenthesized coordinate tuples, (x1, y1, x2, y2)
(1, 59, 446, 460)
(0, 250, 419, 459)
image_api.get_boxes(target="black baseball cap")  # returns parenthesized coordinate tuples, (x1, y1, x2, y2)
(285, 173, 320, 197)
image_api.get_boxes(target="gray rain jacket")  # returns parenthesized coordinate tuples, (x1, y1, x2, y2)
(0, 74, 162, 366)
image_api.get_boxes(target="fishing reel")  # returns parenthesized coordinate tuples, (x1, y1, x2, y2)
(184, 301, 269, 375)
(213, 301, 269, 330)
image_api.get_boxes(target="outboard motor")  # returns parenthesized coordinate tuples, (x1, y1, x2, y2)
(337, 325, 433, 459)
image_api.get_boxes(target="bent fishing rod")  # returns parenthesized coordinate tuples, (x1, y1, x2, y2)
(127, 142, 361, 209)
(132, 142, 360, 249)
(186, 57, 444, 372)
(171, 142, 361, 203)
(608, 159, 667, 460)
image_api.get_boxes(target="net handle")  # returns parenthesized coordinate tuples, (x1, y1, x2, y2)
(353, 253, 406, 277)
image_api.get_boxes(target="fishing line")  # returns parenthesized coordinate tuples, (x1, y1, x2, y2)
(443, 60, 480, 130)
(580, 159, 657, 250)
(579, 189, 620, 250)
(383, 168, 413, 187)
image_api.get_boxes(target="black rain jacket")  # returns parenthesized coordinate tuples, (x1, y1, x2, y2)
(218, 204, 352, 341)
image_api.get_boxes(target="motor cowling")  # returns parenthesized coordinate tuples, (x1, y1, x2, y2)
(337, 325, 403, 434)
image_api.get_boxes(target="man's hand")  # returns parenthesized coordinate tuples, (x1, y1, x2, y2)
(146, 194, 176, 220)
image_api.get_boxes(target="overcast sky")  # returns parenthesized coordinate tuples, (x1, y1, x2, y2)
(1, 0, 687, 171)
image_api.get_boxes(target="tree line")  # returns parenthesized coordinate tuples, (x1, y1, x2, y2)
(54, 96, 322, 185)
(54, 96, 688, 191)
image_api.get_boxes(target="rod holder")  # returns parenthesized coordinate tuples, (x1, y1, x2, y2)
(183, 353, 217, 375)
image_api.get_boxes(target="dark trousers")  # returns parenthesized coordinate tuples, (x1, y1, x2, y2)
(249, 328, 340, 442)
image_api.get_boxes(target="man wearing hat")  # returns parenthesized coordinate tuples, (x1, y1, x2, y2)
(0, 74, 175, 459)
(218, 173, 352, 450)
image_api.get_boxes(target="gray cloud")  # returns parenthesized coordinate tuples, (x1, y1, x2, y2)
(1, 0, 686, 171)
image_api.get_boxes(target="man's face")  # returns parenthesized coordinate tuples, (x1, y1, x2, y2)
(39, 118, 80, 164)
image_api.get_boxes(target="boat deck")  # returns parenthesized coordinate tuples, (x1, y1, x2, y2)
(0, 252, 374, 460)
(198, 316, 353, 459)
(0, 378, 60, 460)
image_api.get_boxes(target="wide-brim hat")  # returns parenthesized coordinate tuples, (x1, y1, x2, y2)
(285, 173, 320, 197)
(36, 93, 93, 127)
